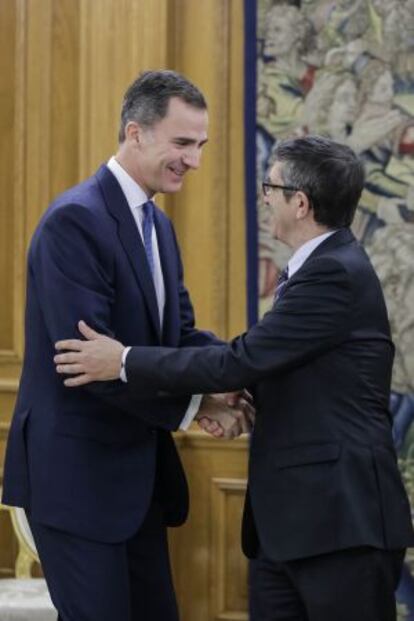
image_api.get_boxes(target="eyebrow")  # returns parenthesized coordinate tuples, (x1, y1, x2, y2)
(173, 137, 208, 146)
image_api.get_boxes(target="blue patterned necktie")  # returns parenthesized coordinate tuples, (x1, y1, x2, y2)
(273, 266, 289, 304)
(142, 200, 155, 277)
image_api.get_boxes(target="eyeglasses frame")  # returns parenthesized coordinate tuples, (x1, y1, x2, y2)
(261, 181, 301, 197)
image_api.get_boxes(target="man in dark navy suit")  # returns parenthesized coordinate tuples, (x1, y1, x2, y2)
(55, 136, 414, 620)
(2, 70, 251, 621)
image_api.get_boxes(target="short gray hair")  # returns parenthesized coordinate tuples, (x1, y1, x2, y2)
(118, 70, 207, 142)
(273, 135, 365, 228)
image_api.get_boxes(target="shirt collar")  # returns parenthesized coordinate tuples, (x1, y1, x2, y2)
(107, 156, 149, 210)
(288, 230, 337, 278)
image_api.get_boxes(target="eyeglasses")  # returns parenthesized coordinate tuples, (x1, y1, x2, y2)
(262, 182, 300, 197)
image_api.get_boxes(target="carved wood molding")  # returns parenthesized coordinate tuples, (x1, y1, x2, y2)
(174, 429, 249, 451)
(210, 477, 248, 621)
(0, 380, 19, 393)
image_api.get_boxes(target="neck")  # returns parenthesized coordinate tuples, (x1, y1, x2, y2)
(289, 224, 331, 252)
(115, 148, 154, 198)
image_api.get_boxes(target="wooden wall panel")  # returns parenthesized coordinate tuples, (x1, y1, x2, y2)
(170, 433, 249, 621)
(0, 0, 24, 364)
(0, 0, 17, 354)
(226, 0, 247, 338)
(50, 0, 81, 199)
(210, 478, 249, 620)
(168, 0, 247, 339)
(78, 0, 170, 180)
(25, 0, 53, 238)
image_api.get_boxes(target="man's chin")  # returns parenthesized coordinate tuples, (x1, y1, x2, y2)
(162, 179, 184, 193)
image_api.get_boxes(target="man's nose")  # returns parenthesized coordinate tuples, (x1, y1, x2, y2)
(182, 149, 201, 169)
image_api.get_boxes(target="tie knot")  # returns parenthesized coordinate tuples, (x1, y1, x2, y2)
(277, 267, 289, 285)
(273, 266, 289, 304)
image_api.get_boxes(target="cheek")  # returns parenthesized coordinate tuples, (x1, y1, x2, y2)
(269, 209, 279, 234)
(161, 145, 179, 160)
(145, 144, 169, 168)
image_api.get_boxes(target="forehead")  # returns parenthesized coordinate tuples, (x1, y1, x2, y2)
(154, 97, 208, 139)
(268, 160, 284, 181)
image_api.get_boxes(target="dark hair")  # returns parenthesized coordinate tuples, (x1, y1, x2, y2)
(118, 70, 207, 142)
(273, 135, 365, 228)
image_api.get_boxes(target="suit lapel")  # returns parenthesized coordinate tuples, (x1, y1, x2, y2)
(95, 165, 161, 339)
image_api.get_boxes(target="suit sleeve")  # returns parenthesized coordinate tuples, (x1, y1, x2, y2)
(125, 257, 353, 394)
(31, 203, 190, 430)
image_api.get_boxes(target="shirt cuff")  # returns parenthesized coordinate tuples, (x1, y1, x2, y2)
(120, 346, 132, 382)
(179, 394, 203, 430)
(120, 347, 201, 428)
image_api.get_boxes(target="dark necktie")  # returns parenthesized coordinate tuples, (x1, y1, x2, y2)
(274, 266, 289, 303)
(142, 200, 155, 276)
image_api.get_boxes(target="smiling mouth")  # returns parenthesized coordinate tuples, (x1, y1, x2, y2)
(168, 166, 186, 177)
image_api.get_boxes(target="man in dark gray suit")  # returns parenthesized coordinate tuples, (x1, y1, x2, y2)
(54, 135, 414, 621)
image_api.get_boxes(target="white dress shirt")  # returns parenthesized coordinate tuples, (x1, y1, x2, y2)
(287, 230, 337, 278)
(107, 157, 201, 429)
(107, 157, 166, 322)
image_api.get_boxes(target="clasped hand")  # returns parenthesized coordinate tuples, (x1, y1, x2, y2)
(196, 393, 254, 439)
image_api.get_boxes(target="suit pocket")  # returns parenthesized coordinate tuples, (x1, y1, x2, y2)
(274, 442, 340, 469)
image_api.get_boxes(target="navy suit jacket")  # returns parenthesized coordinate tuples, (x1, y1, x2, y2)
(123, 229, 414, 561)
(2, 165, 217, 542)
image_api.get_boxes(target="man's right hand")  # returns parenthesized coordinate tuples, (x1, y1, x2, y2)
(195, 394, 255, 439)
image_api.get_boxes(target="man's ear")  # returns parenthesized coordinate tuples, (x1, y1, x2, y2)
(295, 191, 311, 221)
(124, 121, 141, 144)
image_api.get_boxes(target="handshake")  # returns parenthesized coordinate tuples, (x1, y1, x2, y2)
(54, 320, 256, 438)
(195, 392, 255, 439)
